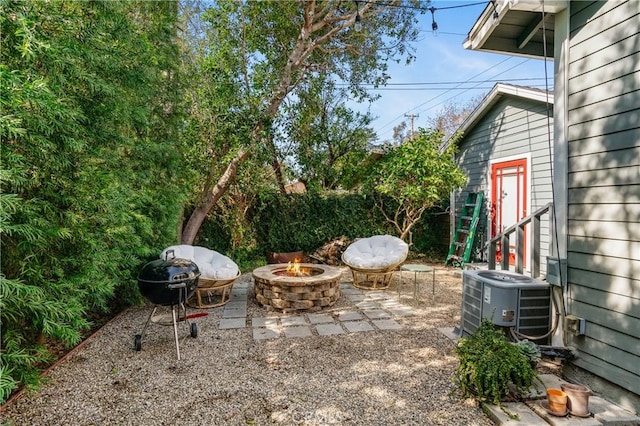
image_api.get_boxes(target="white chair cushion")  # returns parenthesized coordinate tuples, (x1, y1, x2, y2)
(161, 245, 240, 280)
(342, 235, 408, 269)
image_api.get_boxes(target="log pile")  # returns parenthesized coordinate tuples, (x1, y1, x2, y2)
(309, 236, 351, 265)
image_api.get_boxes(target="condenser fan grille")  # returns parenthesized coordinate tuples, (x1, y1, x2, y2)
(477, 270, 534, 283)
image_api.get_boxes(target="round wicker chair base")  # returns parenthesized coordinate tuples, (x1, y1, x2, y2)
(189, 276, 238, 308)
(349, 269, 396, 290)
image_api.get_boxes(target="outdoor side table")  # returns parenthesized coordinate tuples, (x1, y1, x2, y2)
(399, 264, 435, 303)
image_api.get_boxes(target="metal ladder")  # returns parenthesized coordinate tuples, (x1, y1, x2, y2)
(446, 191, 484, 268)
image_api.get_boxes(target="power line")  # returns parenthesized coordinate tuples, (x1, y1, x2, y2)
(359, 0, 487, 11)
(413, 58, 535, 117)
(373, 58, 552, 142)
(370, 84, 550, 91)
(341, 77, 549, 87)
(373, 55, 514, 136)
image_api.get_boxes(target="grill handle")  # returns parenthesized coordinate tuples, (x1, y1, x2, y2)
(167, 282, 186, 289)
(164, 249, 176, 261)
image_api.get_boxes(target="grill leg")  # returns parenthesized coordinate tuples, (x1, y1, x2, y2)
(139, 306, 158, 339)
(172, 305, 181, 360)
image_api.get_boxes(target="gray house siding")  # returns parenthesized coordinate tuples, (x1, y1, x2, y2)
(453, 88, 553, 269)
(566, 0, 640, 396)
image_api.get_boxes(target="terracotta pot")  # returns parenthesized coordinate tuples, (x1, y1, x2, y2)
(561, 383, 591, 416)
(546, 388, 567, 415)
(266, 251, 303, 264)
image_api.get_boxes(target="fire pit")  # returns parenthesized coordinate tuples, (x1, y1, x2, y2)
(252, 261, 342, 313)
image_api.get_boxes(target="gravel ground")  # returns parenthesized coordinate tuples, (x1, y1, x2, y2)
(1, 265, 494, 426)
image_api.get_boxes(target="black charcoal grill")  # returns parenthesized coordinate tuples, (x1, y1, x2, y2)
(135, 250, 205, 360)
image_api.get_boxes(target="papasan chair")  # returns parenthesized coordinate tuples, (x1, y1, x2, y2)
(341, 235, 409, 290)
(161, 245, 240, 308)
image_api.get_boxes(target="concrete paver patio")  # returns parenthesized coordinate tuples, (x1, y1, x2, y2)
(217, 281, 414, 340)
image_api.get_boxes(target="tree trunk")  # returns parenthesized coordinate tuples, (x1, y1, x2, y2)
(181, 148, 250, 245)
(180, 3, 356, 242)
(271, 155, 287, 193)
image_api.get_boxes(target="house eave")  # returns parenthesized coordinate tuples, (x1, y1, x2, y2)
(441, 83, 553, 152)
(464, 0, 568, 58)
(461, 82, 553, 133)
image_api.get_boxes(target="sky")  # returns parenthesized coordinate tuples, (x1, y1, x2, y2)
(357, 0, 555, 143)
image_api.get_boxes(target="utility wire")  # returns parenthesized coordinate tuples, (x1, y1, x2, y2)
(359, 0, 487, 11)
(373, 55, 514, 136)
(374, 57, 549, 140)
(413, 57, 535, 116)
(347, 77, 550, 87)
(370, 84, 549, 91)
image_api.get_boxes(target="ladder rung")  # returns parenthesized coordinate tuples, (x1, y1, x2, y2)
(448, 191, 483, 268)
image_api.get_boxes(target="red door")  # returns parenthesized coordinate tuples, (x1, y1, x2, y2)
(491, 159, 527, 265)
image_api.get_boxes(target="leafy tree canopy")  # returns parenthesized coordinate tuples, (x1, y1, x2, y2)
(282, 75, 375, 190)
(179, 0, 425, 243)
(367, 128, 467, 245)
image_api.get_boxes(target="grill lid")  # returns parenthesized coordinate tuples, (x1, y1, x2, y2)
(138, 257, 200, 283)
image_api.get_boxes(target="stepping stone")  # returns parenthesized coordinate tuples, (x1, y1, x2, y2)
(387, 307, 415, 317)
(364, 291, 390, 300)
(345, 294, 366, 303)
(223, 307, 247, 318)
(307, 313, 334, 324)
(338, 311, 363, 321)
(281, 316, 307, 327)
(356, 301, 381, 311)
(591, 395, 640, 424)
(378, 300, 403, 308)
(343, 320, 374, 333)
(219, 318, 246, 329)
(372, 319, 402, 330)
(225, 301, 247, 309)
(484, 402, 548, 425)
(283, 326, 312, 338)
(251, 317, 279, 328)
(316, 323, 345, 336)
(364, 309, 391, 320)
(341, 287, 363, 295)
(253, 328, 280, 340)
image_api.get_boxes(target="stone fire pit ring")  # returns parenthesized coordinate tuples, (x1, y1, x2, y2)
(252, 263, 342, 313)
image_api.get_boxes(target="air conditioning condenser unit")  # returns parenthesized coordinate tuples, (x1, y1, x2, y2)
(460, 270, 551, 344)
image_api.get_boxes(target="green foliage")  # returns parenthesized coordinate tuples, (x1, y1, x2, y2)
(198, 188, 452, 269)
(514, 340, 542, 364)
(454, 319, 538, 405)
(178, 1, 423, 242)
(0, 0, 186, 401)
(241, 191, 393, 255)
(365, 128, 467, 244)
(281, 75, 374, 190)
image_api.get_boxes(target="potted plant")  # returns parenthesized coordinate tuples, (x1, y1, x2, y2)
(454, 318, 538, 405)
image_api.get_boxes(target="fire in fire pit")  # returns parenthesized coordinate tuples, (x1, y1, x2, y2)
(253, 262, 341, 313)
(275, 258, 319, 277)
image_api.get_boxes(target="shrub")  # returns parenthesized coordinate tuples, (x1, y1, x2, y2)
(198, 189, 453, 265)
(454, 318, 538, 405)
(245, 191, 394, 254)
